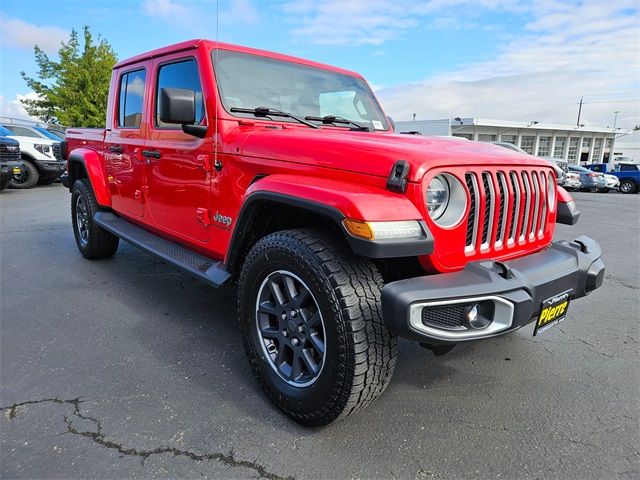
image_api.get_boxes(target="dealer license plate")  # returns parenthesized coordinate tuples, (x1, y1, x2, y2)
(533, 290, 572, 336)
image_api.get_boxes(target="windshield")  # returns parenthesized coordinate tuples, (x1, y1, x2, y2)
(213, 50, 389, 131)
(33, 126, 63, 141)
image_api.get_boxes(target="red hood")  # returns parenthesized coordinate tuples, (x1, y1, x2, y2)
(239, 128, 551, 182)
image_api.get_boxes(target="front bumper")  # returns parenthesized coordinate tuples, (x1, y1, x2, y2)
(382, 236, 604, 344)
(1, 161, 23, 180)
(563, 179, 581, 189)
(35, 159, 66, 176)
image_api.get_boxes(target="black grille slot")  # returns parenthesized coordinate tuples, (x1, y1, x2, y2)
(52, 143, 62, 161)
(519, 171, 530, 238)
(509, 172, 519, 241)
(422, 305, 466, 330)
(496, 172, 506, 244)
(481, 173, 492, 245)
(465, 173, 476, 247)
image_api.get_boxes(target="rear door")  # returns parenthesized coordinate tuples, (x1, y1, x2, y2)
(144, 54, 212, 242)
(105, 64, 149, 217)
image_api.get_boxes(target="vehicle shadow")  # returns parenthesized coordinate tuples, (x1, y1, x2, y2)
(91, 243, 528, 434)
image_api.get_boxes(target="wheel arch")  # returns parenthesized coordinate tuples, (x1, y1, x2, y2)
(224, 174, 433, 275)
(19, 152, 41, 172)
(67, 148, 111, 207)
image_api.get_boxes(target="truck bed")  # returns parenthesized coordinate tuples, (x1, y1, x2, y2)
(65, 128, 106, 156)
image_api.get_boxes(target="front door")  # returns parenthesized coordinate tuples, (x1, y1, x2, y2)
(144, 55, 212, 242)
(105, 65, 149, 217)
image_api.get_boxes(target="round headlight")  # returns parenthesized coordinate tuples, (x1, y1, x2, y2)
(426, 175, 450, 220)
(426, 173, 467, 227)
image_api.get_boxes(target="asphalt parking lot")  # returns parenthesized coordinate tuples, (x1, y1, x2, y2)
(1, 185, 638, 479)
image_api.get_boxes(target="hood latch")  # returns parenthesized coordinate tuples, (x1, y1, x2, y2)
(387, 160, 410, 193)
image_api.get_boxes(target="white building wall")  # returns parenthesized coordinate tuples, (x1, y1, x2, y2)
(394, 119, 620, 164)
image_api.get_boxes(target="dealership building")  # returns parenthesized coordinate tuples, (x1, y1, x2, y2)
(394, 118, 627, 165)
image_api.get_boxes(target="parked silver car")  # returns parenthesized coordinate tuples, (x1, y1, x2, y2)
(563, 171, 582, 191)
(568, 164, 606, 192)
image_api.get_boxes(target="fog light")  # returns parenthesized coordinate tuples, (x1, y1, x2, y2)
(463, 303, 492, 329)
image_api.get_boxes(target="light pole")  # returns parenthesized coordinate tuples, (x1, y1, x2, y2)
(613, 111, 620, 129)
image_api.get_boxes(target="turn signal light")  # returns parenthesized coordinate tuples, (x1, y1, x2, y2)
(343, 219, 374, 240)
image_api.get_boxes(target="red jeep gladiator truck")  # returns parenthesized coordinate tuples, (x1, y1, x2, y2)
(63, 39, 604, 426)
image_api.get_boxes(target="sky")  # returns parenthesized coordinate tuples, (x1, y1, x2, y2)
(0, 0, 638, 128)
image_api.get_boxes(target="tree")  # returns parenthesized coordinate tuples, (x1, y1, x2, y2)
(21, 26, 117, 127)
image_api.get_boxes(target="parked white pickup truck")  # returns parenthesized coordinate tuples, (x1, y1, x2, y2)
(1, 124, 65, 189)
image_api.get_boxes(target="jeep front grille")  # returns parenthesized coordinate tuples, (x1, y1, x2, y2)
(464, 169, 551, 253)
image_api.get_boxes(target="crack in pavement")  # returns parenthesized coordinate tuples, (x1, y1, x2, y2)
(1, 398, 292, 480)
(604, 274, 639, 291)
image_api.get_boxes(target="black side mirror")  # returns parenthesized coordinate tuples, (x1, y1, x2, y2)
(160, 88, 196, 124)
(159, 88, 207, 138)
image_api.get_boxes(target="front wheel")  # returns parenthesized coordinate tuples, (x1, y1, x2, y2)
(9, 160, 38, 189)
(238, 229, 397, 426)
(71, 179, 119, 259)
(620, 180, 637, 194)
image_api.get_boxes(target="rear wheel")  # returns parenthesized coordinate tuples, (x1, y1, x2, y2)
(9, 160, 38, 189)
(71, 179, 119, 259)
(620, 180, 637, 194)
(238, 229, 397, 426)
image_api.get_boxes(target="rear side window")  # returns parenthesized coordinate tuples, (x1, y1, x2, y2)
(155, 59, 204, 128)
(619, 164, 639, 171)
(117, 69, 146, 128)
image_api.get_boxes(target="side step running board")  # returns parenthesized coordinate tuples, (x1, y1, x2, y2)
(94, 211, 231, 288)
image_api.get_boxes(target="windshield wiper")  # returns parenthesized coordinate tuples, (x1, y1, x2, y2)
(304, 115, 371, 131)
(230, 107, 319, 129)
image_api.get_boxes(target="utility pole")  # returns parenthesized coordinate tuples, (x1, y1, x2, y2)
(576, 96, 583, 127)
(613, 110, 620, 129)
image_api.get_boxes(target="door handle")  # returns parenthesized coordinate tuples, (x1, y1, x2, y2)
(109, 145, 123, 154)
(142, 150, 161, 159)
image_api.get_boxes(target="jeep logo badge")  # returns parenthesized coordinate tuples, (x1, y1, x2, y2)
(214, 212, 232, 227)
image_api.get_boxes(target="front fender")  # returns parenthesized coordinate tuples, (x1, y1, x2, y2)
(245, 174, 424, 221)
(225, 174, 433, 266)
(68, 148, 111, 207)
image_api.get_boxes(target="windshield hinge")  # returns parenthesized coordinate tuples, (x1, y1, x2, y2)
(387, 160, 410, 193)
(196, 208, 210, 226)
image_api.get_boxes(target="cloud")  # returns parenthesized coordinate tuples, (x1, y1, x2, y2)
(372, 0, 640, 127)
(0, 16, 69, 54)
(140, 0, 191, 21)
(140, 0, 259, 28)
(0, 93, 42, 122)
(280, 0, 530, 46)
(226, 0, 259, 24)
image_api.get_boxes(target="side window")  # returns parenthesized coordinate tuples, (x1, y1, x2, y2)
(593, 165, 603, 172)
(6, 126, 40, 137)
(155, 59, 204, 128)
(117, 69, 146, 128)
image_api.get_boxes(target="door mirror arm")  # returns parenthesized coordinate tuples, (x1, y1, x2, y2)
(182, 124, 208, 138)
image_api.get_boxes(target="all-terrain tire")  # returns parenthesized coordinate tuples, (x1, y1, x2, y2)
(71, 179, 119, 259)
(9, 160, 38, 189)
(238, 228, 397, 427)
(620, 179, 637, 194)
